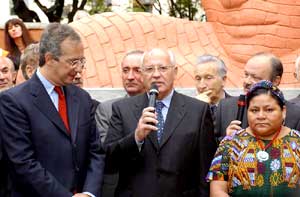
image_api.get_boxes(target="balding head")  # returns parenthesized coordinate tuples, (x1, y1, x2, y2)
(0, 56, 16, 91)
(243, 52, 283, 93)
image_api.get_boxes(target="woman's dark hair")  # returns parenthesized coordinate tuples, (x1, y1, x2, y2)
(4, 18, 34, 70)
(246, 80, 285, 109)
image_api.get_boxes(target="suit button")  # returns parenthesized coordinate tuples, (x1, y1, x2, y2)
(73, 143, 77, 148)
(75, 166, 80, 172)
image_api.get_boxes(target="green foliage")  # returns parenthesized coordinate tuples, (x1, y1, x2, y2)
(87, 0, 111, 14)
(169, 0, 200, 20)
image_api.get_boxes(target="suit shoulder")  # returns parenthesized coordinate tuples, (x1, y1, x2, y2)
(0, 80, 31, 98)
(286, 100, 300, 113)
(289, 96, 300, 106)
(176, 92, 208, 108)
(113, 94, 144, 106)
(102, 97, 124, 106)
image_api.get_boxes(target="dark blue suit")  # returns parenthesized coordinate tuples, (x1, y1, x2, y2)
(0, 74, 105, 197)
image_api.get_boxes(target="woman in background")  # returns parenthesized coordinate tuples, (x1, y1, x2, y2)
(207, 80, 300, 196)
(4, 18, 34, 71)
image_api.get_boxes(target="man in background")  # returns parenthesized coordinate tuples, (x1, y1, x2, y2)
(194, 54, 230, 142)
(0, 56, 16, 92)
(20, 43, 39, 80)
(104, 48, 216, 196)
(95, 49, 145, 197)
(290, 56, 300, 106)
(216, 52, 300, 139)
(194, 54, 230, 105)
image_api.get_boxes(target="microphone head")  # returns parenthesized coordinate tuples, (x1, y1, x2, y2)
(149, 83, 159, 95)
(237, 94, 246, 106)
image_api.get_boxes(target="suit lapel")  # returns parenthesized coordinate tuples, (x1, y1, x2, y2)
(160, 92, 186, 148)
(65, 86, 79, 142)
(133, 94, 160, 150)
(30, 74, 69, 137)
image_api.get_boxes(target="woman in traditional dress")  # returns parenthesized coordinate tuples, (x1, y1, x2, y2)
(207, 80, 300, 196)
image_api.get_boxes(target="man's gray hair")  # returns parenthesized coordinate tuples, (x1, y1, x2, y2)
(39, 23, 81, 67)
(196, 54, 227, 77)
(122, 49, 144, 65)
(20, 43, 39, 80)
(141, 48, 176, 66)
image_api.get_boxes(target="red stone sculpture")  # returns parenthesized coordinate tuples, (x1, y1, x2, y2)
(70, 0, 300, 88)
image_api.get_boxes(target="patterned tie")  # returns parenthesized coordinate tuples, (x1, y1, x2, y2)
(210, 104, 217, 135)
(156, 101, 165, 143)
(54, 86, 70, 134)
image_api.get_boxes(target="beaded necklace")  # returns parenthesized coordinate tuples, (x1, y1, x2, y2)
(253, 126, 282, 162)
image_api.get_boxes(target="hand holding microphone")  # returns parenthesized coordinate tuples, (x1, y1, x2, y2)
(135, 83, 159, 142)
(226, 95, 246, 136)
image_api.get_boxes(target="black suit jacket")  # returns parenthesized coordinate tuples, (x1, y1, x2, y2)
(104, 91, 217, 197)
(289, 94, 300, 107)
(216, 96, 300, 139)
(0, 73, 105, 197)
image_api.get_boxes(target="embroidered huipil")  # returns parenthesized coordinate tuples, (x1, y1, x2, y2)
(206, 129, 300, 196)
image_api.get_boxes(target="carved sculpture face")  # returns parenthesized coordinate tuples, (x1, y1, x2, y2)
(202, 0, 300, 63)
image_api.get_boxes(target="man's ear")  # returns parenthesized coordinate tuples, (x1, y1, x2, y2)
(12, 71, 17, 84)
(44, 52, 56, 65)
(272, 76, 281, 86)
(26, 65, 35, 78)
(222, 76, 227, 86)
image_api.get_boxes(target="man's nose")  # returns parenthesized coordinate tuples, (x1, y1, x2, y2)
(127, 70, 135, 79)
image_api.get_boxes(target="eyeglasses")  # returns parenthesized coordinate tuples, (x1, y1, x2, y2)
(65, 58, 86, 70)
(141, 65, 173, 74)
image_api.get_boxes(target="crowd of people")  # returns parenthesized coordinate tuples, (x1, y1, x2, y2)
(0, 18, 300, 197)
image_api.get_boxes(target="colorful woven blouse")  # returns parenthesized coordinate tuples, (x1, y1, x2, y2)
(207, 129, 300, 196)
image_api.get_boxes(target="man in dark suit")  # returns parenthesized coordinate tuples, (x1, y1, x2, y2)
(0, 23, 104, 197)
(95, 50, 145, 197)
(289, 56, 300, 106)
(104, 48, 217, 197)
(216, 52, 300, 140)
(194, 54, 231, 143)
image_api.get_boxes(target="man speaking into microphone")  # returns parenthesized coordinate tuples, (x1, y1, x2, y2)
(104, 48, 217, 197)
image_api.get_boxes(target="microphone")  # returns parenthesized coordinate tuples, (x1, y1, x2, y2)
(236, 94, 246, 122)
(148, 83, 159, 108)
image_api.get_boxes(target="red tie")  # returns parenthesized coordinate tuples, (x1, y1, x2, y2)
(54, 86, 70, 134)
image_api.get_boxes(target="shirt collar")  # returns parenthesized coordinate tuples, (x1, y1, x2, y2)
(36, 68, 55, 95)
(147, 89, 174, 109)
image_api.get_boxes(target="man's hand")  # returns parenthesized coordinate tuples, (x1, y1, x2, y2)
(226, 120, 242, 136)
(135, 107, 158, 142)
(196, 90, 212, 104)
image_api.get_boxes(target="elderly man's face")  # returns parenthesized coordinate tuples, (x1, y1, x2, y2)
(0, 58, 15, 91)
(121, 53, 145, 96)
(194, 62, 225, 104)
(142, 49, 177, 100)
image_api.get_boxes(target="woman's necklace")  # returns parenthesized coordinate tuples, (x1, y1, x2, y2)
(253, 126, 281, 162)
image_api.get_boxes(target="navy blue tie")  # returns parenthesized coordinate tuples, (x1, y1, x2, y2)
(156, 101, 165, 143)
